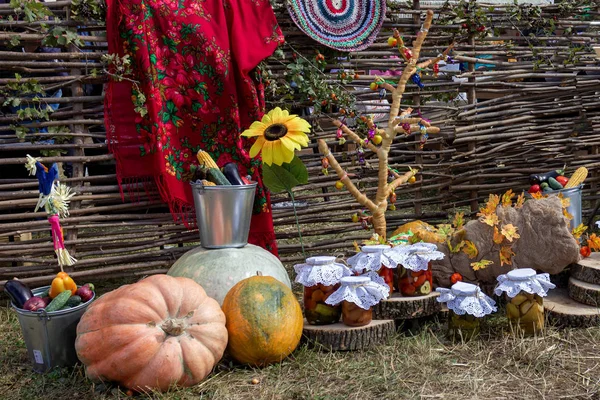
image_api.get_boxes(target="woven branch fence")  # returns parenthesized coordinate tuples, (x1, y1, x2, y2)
(0, 0, 599, 287)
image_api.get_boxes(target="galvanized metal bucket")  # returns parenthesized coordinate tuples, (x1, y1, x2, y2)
(11, 285, 95, 373)
(190, 181, 257, 248)
(526, 185, 583, 230)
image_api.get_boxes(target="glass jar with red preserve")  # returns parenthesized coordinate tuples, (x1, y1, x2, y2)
(294, 256, 352, 325)
(325, 276, 389, 327)
(390, 243, 445, 297)
(347, 245, 396, 295)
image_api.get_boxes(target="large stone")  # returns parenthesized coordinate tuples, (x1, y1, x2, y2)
(432, 196, 580, 287)
(168, 244, 291, 305)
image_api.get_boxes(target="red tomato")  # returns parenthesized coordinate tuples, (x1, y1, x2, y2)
(556, 176, 569, 187)
(528, 184, 541, 194)
(581, 246, 591, 258)
(450, 272, 463, 284)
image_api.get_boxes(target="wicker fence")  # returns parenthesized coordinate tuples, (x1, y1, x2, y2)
(0, 1, 599, 287)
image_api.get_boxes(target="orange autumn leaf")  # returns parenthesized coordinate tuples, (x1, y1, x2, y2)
(572, 224, 588, 240)
(493, 226, 505, 244)
(462, 240, 478, 259)
(478, 194, 500, 216)
(452, 212, 465, 230)
(436, 224, 453, 240)
(353, 241, 361, 253)
(501, 189, 515, 207)
(481, 213, 499, 227)
(447, 239, 466, 254)
(501, 224, 520, 242)
(530, 191, 547, 200)
(588, 233, 600, 252)
(515, 192, 525, 208)
(557, 193, 571, 208)
(499, 246, 515, 266)
(563, 208, 573, 220)
(471, 259, 493, 271)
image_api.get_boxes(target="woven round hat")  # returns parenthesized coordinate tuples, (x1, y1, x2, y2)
(287, 0, 386, 52)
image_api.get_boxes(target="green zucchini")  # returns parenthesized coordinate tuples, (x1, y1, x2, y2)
(40, 288, 50, 299)
(206, 168, 231, 186)
(548, 177, 563, 190)
(65, 295, 82, 307)
(45, 291, 72, 312)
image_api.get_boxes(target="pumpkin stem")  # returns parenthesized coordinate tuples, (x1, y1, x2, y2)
(161, 318, 186, 336)
(256, 271, 263, 276)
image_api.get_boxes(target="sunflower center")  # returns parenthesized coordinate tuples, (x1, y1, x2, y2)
(264, 124, 288, 141)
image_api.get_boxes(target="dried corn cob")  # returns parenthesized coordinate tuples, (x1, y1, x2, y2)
(565, 167, 588, 188)
(196, 150, 219, 169)
(201, 179, 216, 186)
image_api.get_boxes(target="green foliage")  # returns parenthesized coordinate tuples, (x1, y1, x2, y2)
(70, 0, 106, 22)
(42, 27, 84, 48)
(40, 126, 72, 157)
(9, 0, 52, 22)
(262, 156, 308, 194)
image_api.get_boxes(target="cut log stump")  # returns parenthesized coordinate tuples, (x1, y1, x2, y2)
(568, 277, 600, 307)
(545, 288, 600, 328)
(373, 292, 441, 320)
(571, 254, 600, 285)
(302, 319, 395, 351)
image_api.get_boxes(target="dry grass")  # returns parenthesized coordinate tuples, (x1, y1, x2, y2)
(1, 277, 600, 400)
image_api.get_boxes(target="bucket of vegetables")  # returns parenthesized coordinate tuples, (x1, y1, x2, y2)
(6, 275, 95, 373)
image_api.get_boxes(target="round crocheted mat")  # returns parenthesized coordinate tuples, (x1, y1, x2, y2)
(286, 0, 386, 52)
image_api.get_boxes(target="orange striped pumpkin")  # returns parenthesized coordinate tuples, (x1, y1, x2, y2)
(222, 275, 303, 367)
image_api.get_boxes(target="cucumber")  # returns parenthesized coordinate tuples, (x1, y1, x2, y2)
(314, 303, 338, 317)
(548, 177, 563, 190)
(542, 186, 553, 193)
(65, 295, 82, 307)
(45, 290, 72, 312)
(40, 289, 50, 298)
(206, 168, 231, 186)
(540, 182, 549, 189)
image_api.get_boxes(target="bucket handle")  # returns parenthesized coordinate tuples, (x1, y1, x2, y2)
(37, 309, 51, 322)
(190, 181, 205, 193)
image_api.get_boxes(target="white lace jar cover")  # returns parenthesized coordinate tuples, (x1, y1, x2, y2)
(388, 242, 445, 272)
(325, 275, 390, 310)
(347, 245, 397, 274)
(494, 268, 556, 298)
(294, 256, 352, 287)
(436, 282, 497, 318)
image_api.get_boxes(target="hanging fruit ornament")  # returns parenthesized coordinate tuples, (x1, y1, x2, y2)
(390, 192, 397, 203)
(408, 176, 417, 184)
(372, 134, 383, 145)
(336, 128, 343, 139)
(367, 129, 375, 140)
(402, 47, 413, 61)
(402, 122, 411, 135)
(351, 213, 359, 223)
(357, 147, 365, 164)
(433, 63, 440, 77)
(389, 204, 396, 211)
(419, 123, 429, 149)
(379, 88, 387, 99)
(411, 71, 424, 89)
(335, 180, 345, 190)
(369, 82, 379, 91)
(338, 137, 346, 145)
(387, 37, 397, 47)
(321, 157, 329, 176)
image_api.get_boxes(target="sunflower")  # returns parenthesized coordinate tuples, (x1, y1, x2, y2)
(242, 107, 310, 166)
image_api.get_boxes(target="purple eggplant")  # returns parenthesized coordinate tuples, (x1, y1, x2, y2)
(5, 279, 33, 308)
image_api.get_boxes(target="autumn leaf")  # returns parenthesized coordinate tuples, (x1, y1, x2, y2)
(515, 192, 525, 208)
(480, 213, 499, 227)
(462, 240, 478, 259)
(493, 226, 505, 244)
(353, 241, 361, 253)
(501, 189, 515, 207)
(452, 212, 465, 230)
(471, 259, 493, 271)
(530, 191, 546, 200)
(557, 193, 571, 209)
(572, 223, 588, 240)
(499, 246, 515, 266)
(563, 208, 573, 220)
(477, 194, 500, 217)
(588, 233, 600, 251)
(436, 224, 453, 239)
(447, 239, 465, 254)
(501, 224, 520, 242)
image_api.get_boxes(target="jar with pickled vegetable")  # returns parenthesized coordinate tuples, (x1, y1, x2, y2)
(294, 256, 352, 325)
(325, 276, 389, 327)
(437, 282, 497, 341)
(347, 245, 396, 295)
(494, 268, 555, 336)
(391, 243, 445, 297)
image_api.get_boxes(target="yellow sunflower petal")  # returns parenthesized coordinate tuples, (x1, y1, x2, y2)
(285, 117, 311, 133)
(281, 142, 296, 164)
(279, 135, 301, 152)
(286, 131, 310, 147)
(261, 141, 273, 165)
(261, 112, 272, 126)
(271, 141, 286, 166)
(241, 121, 267, 137)
(249, 136, 266, 158)
(270, 107, 283, 124)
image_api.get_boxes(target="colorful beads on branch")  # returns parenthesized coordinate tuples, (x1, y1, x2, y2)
(387, 37, 397, 47)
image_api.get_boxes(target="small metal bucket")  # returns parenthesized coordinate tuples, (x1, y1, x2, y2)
(526, 185, 583, 230)
(11, 285, 95, 373)
(191, 182, 257, 248)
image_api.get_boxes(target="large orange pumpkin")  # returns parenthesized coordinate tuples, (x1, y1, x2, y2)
(75, 275, 228, 392)
(222, 275, 303, 367)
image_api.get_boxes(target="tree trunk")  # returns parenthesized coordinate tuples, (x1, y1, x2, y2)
(302, 319, 395, 351)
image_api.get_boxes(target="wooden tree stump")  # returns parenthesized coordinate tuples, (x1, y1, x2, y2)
(302, 319, 395, 351)
(545, 288, 600, 328)
(568, 277, 600, 307)
(373, 292, 441, 320)
(571, 254, 600, 285)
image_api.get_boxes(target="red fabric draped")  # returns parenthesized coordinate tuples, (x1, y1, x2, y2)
(105, 0, 284, 255)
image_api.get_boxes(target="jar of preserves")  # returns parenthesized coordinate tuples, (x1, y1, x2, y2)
(437, 282, 497, 341)
(294, 256, 352, 325)
(494, 268, 555, 336)
(326, 276, 389, 327)
(391, 243, 444, 297)
(347, 244, 396, 295)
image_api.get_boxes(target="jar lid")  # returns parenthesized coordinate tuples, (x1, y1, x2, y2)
(340, 276, 371, 286)
(506, 268, 536, 281)
(451, 281, 478, 296)
(306, 256, 337, 266)
(361, 244, 391, 253)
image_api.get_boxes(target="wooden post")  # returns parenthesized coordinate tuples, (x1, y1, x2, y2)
(467, 35, 478, 213)
(412, 0, 423, 217)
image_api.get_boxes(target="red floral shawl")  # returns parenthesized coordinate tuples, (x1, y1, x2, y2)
(105, 0, 284, 255)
